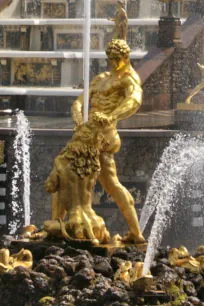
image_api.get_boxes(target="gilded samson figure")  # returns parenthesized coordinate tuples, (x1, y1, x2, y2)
(109, 0, 128, 41)
(44, 39, 145, 245)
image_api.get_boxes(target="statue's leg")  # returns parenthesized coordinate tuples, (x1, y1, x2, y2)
(52, 192, 66, 220)
(98, 152, 145, 243)
(65, 168, 110, 244)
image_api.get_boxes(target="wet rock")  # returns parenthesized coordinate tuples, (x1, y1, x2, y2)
(151, 262, 178, 282)
(93, 256, 113, 277)
(35, 259, 66, 280)
(45, 246, 64, 256)
(32, 245, 48, 261)
(102, 285, 130, 304)
(174, 267, 186, 278)
(92, 274, 111, 300)
(30, 271, 51, 295)
(197, 285, 204, 301)
(57, 293, 76, 305)
(188, 296, 201, 305)
(112, 249, 128, 260)
(64, 246, 93, 262)
(71, 267, 95, 288)
(183, 280, 197, 296)
(159, 258, 169, 265)
(0, 235, 15, 248)
(74, 254, 93, 271)
(111, 256, 124, 271)
(155, 246, 170, 260)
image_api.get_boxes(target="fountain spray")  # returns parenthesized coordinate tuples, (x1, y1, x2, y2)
(83, 0, 91, 122)
(142, 134, 204, 275)
(9, 110, 32, 234)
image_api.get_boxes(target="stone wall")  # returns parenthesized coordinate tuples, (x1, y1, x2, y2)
(137, 15, 204, 112)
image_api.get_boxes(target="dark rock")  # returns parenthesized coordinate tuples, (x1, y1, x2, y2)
(174, 267, 186, 278)
(30, 271, 51, 295)
(32, 244, 48, 261)
(102, 285, 130, 304)
(155, 246, 170, 259)
(112, 249, 128, 260)
(71, 267, 95, 288)
(151, 263, 178, 282)
(45, 245, 64, 256)
(93, 256, 113, 277)
(64, 246, 93, 261)
(92, 274, 111, 300)
(197, 286, 204, 301)
(183, 280, 197, 296)
(74, 254, 93, 271)
(111, 257, 124, 271)
(57, 293, 76, 305)
(159, 258, 170, 265)
(188, 296, 201, 305)
(0, 235, 15, 248)
(35, 260, 66, 280)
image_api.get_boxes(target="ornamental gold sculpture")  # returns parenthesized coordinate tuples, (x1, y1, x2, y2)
(185, 63, 204, 104)
(114, 260, 153, 291)
(36, 39, 145, 246)
(109, 0, 128, 41)
(0, 248, 33, 274)
(168, 246, 204, 274)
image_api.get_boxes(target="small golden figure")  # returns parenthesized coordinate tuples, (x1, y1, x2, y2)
(114, 261, 132, 283)
(0, 248, 33, 274)
(114, 261, 153, 291)
(109, 0, 128, 41)
(185, 63, 204, 104)
(168, 246, 203, 274)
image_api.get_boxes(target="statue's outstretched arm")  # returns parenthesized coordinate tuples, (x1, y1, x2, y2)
(111, 76, 143, 121)
(71, 93, 84, 127)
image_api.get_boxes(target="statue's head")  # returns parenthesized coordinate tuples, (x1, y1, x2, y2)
(106, 39, 130, 71)
(117, 0, 125, 8)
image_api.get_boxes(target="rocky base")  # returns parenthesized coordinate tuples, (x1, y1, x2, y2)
(0, 237, 203, 306)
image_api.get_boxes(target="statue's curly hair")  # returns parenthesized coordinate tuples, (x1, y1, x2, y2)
(106, 39, 130, 60)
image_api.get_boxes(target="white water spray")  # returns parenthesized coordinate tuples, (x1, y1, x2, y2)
(142, 134, 204, 275)
(9, 111, 32, 234)
(83, 0, 91, 122)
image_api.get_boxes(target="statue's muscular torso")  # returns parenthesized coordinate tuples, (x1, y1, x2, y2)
(87, 69, 140, 154)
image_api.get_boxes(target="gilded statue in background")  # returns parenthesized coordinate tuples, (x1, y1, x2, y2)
(109, 0, 128, 41)
(42, 39, 145, 246)
(185, 63, 204, 104)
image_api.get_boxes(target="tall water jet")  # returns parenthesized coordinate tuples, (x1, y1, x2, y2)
(142, 134, 204, 275)
(9, 110, 32, 234)
(140, 134, 187, 233)
(83, 0, 91, 122)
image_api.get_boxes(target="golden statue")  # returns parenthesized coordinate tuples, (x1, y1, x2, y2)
(114, 261, 153, 291)
(109, 0, 128, 41)
(40, 39, 144, 246)
(168, 246, 204, 274)
(185, 63, 204, 104)
(0, 248, 33, 274)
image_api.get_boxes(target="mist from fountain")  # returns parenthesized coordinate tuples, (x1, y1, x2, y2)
(9, 110, 32, 234)
(142, 134, 204, 275)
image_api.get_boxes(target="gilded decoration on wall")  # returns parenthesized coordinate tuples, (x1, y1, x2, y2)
(13, 61, 61, 86)
(0, 141, 5, 165)
(43, 2, 66, 18)
(57, 33, 100, 50)
(0, 60, 10, 86)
